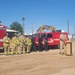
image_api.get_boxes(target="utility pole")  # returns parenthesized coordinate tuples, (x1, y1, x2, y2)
(21, 17, 25, 34)
(32, 22, 34, 35)
(67, 20, 69, 34)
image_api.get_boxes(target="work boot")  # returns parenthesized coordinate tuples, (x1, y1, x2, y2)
(11, 52, 14, 55)
(23, 51, 25, 54)
(16, 52, 18, 55)
(4, 52, 7, 55)
(8, 52, 10, 55)
(59, 52, 64, 55)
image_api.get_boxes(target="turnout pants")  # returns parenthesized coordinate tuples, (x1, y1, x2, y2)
(60, 41, 66, 54)
(4, 45, 10, 55)
(11, 45, 18, 54)
(19, 44, 25, 54)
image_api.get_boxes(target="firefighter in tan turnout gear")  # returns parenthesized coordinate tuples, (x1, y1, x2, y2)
(26, 36, 32, 53)
(3, 33, 10, 55)
(60, 30, 67, 55)
(19, 33, 25, 54)
(11, 33, 19, 54)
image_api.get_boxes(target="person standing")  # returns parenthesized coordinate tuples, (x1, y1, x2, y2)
(26, 36, 32, 53)
(60, 31, 67, 55)
(3, 33, 10, 55)
(19, 33, 25, 54)
(38, 34, 42, 51)
(44, 35, 48, 51)
(31, 35, 37, 52)
(11, 33, 19, 55)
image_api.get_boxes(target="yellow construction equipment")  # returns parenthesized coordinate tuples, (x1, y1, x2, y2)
(37, 25, 56, 33)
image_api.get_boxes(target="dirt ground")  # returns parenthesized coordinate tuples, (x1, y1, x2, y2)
(0, 42, 75, 75)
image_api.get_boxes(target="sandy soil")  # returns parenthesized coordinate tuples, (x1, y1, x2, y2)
(0, 42, 75, 75)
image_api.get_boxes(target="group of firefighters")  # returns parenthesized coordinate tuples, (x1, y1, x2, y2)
(3, 33, 32, 55)
(3, 31, 67, 55)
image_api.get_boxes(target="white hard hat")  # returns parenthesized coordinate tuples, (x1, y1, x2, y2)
(61, 30, 64, 32)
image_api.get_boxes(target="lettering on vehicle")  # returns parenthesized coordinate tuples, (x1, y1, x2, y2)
(53, 39, 60, 41)
(48, 39, 53, 43)
(36, 42, 39, 43)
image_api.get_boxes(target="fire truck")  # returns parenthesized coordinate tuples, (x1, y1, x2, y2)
(33, 25, 68, 50)
(0, 23, 6, 49)
(0, 23, 19, 50)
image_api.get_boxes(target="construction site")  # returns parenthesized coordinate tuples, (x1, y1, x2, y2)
(1, 0, 75, 75)
(0, 23, 75, 75)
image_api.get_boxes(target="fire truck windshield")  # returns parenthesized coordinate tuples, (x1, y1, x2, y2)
(41, 34, 46, 38)
(47, 34, 52, 38)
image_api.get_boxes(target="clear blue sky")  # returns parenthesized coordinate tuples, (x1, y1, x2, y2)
(0, 0, 75, 34)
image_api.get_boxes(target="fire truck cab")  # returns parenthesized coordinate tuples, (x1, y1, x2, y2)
(32, 25, 68, 50)
(0, 24, 6, 49)
(34, 32, 68, 49)
(46, 32, 68, 47)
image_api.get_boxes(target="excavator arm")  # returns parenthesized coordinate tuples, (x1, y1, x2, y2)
(37, 25, 56, 33)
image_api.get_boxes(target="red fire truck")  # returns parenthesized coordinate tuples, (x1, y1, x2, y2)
(33, 25, 68, 49)
(0, 24, 6, 49)
(34, 32, 68, 48)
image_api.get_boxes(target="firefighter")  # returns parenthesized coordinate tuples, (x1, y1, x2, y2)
(26, 35, 32, 53)
(11, 33, 19, 55)
(31, 35, 37, 52)
(3, 33, 10, 55)
(18, 33, 25, 54)
(44, 35, 48, 51)
(38, 34, 42, 51)
(59, 30, 67, 55)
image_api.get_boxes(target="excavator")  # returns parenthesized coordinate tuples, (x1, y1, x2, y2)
(37, 25, 56, 33)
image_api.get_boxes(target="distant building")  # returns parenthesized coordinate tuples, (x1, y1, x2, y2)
(6, 29, 19, 39)
(6, 29, 19, 33)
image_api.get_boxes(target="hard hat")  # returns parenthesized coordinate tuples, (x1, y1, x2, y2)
(14, 33, 17, 36)
(61, 30, 64, 32)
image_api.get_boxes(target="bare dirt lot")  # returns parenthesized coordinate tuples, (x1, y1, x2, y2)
(0, 42, 75, 75)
